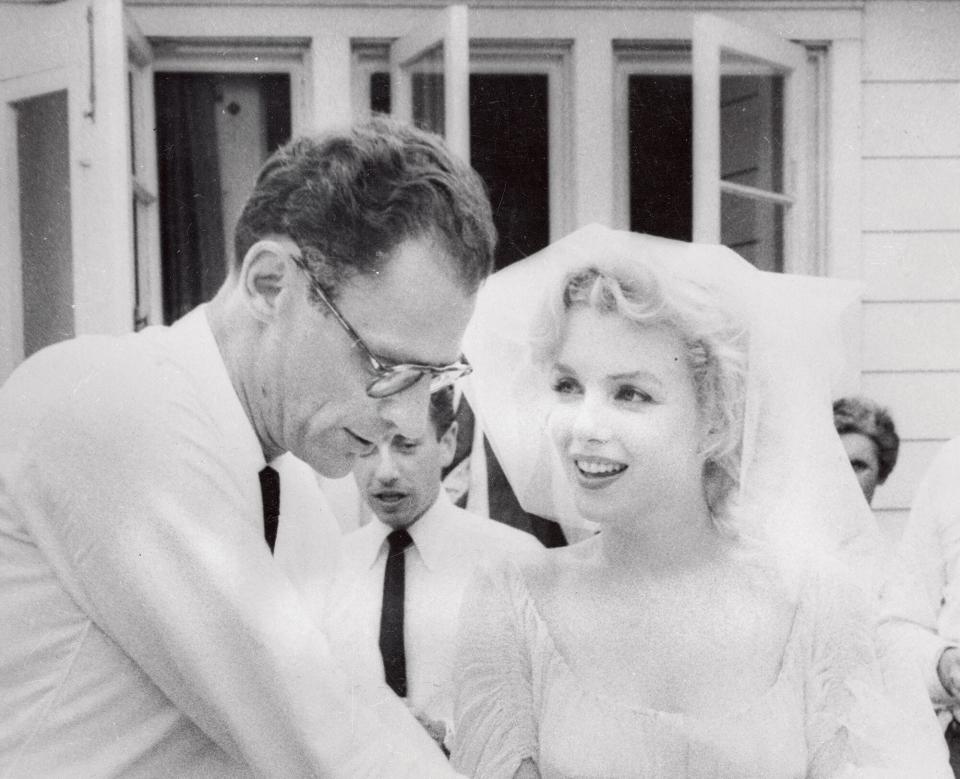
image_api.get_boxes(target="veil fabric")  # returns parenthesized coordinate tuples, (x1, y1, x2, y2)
(462, 224, 871, 570)
(461, 224, 950, 775)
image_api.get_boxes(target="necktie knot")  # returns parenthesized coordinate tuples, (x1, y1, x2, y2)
(386, 528, 413, 554)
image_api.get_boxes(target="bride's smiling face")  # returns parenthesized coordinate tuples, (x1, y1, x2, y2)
(548, 307, 706, 524)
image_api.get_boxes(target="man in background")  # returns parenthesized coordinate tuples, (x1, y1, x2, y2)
(326, 386, 542, 750)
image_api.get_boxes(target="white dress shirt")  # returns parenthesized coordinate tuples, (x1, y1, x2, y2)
(0, 305, 455, 778)
(892, 436, 960, 727)
(325, 491, 543, 732)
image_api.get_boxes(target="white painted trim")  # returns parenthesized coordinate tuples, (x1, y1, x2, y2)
(692, 17, 721, 242)
(443, 5, 469, 160)
(692, 13, 812, 273)
(311, 32, 352, 131)
(389, 5, 470, 161)
(572, 35, 614, 227)
(0, 68, 78, 381)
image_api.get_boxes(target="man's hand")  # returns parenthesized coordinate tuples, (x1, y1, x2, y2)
(938, 647, 960, 698)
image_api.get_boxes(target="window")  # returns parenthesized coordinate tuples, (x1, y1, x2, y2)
(616, 16, 816, 272)
(353, 40, 571, 270)
(150, 40, 304, 322)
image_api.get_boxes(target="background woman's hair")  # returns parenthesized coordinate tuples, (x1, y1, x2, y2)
(833, 395, 900, 484)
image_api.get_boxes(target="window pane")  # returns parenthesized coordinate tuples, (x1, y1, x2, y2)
(470, 73, 550, 270)
(410, 45, 444, 136)
(16, 90, 74, 356)
(155, 73, 291, 322)
(627, 74, 692, 240)
(367, 69, 552, 271)
(721, 191, 784, 271)
(720, 73, 783, 194)
(370, 71, 391, 114)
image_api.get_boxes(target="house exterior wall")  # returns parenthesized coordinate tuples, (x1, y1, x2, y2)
(6, 1, 958, 534)
(859, 0, 960, 537)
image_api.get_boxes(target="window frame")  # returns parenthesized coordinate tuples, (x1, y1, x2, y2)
(614, 23, 823, 274)
(352, 38, 574, 244)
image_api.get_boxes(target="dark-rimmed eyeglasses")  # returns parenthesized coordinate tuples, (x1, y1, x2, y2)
(293, 250, 472, 398)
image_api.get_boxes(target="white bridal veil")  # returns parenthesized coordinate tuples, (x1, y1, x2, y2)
(462, 224, 875, 572)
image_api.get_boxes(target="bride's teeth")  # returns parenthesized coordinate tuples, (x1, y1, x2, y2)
(576, 460, 625, 475)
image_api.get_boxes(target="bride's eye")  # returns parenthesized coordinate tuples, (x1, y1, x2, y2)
(615, 385, 653, 403)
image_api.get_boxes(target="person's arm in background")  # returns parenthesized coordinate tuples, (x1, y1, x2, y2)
(886, 439, 960, 708)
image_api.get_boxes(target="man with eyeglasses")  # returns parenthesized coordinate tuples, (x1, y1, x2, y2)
(0, 117, 495, 777)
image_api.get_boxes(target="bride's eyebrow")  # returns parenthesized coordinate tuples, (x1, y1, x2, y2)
(608, 370, 663, 388)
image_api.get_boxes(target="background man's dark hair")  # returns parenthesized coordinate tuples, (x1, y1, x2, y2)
(428, 386, 456, 441)
(234, 115, 496, 300)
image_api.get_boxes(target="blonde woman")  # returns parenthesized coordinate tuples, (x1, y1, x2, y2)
(452, 225, 948, 779)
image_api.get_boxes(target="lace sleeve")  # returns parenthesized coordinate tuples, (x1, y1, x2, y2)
(805, 563, 952, 779)
(450, 560, 538, 779)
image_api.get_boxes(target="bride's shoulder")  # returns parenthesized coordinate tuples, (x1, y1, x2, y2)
(476, 535, 593, 604)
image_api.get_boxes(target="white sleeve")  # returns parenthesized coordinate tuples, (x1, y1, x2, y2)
(451, 561, 538, 778)
(804, 566, 951, 779)
(891, 440, 960, 704)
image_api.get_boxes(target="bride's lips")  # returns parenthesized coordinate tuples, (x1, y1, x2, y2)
(571, 455, 628, 488)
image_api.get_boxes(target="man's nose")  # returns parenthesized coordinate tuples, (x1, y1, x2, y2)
(377, 376, 432, 440)
(373, 446, 400, 484)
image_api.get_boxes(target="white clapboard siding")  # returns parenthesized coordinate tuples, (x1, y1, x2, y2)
(862, 159, 960, 232)
(862, 302, 960, 372)
(862, 233, 960, 301)
(0, 6, 77, 76)
(873, 508, 910, 544)
(863, 82, 960, 159)
(860, 371, 960, 441)
(864, 1, 960, 81)
(872, 439, 944, 510)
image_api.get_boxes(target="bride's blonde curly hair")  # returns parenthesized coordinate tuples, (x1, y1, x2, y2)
(531, 260, 749, 536)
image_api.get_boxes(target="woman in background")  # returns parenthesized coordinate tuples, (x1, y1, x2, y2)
(452, 225, 948, 778)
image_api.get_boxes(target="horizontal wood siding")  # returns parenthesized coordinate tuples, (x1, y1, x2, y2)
(859, 1, 960, 535)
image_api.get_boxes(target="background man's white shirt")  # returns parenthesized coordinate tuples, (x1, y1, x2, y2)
(324, 492, 542, 731)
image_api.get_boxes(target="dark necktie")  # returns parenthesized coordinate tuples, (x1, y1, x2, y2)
(258, 465, 280, 554)
(379, 528, 413, 697)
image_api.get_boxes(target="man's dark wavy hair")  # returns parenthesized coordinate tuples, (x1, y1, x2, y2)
(234, 115, 496, 300)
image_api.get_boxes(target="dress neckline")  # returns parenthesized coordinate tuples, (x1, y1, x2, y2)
(511, 560, 806, 722)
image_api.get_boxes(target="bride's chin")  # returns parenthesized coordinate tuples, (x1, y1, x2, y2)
(571, 495, 619, 524)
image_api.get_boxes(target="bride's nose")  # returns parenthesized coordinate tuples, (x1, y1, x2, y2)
(570, 391, 612, 443)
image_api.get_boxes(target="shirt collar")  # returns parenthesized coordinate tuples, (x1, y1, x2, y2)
(166, 305, 266, 476)
(361, 490, 456, 573)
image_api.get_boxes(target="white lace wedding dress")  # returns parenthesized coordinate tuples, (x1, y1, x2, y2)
(451, 556, 949, 779)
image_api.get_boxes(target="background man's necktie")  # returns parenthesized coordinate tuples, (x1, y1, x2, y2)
(379, 528, 413, 697)
(259, 466, 280, 554)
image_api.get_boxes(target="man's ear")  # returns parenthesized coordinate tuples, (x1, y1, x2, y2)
(239, 239, 295, 321)
(438, 420, 459, 469)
